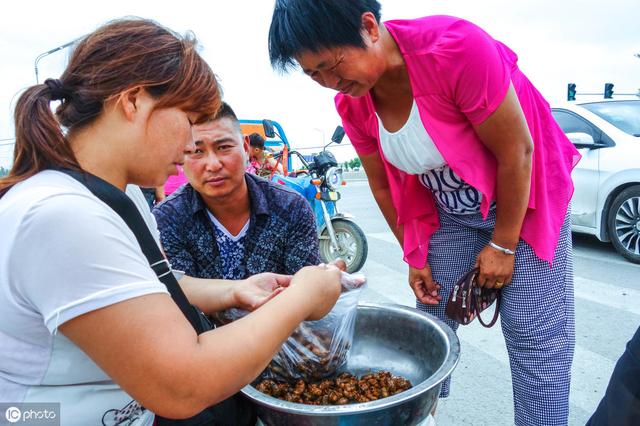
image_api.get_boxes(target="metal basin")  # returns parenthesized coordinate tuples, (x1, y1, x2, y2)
(242, 302, 460, 425)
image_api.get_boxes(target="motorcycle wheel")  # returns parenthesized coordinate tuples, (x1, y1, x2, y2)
(319, 219, 368, 273)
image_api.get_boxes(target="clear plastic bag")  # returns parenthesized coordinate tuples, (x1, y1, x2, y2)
(214, 272, 366, 381)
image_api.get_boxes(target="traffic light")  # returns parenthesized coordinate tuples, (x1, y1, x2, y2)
(567, 83, 577, 101)
(604, 83, 614, 99)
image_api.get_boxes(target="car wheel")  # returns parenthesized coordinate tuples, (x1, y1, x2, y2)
(607, 185, 640, 264)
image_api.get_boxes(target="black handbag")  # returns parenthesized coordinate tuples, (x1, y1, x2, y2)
(59, 169, 256, 426)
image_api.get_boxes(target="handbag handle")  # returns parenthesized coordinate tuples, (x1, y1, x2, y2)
(473, 277, 501, 328)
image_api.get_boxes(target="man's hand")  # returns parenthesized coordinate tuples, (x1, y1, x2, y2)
(408, 264, 442, 305)
(330, 259, 347, 272)
(475, 245, 515, 289)
(233, 273, 292, 311)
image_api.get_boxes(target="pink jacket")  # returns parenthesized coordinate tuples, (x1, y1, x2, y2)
(335, 16, 580, 268)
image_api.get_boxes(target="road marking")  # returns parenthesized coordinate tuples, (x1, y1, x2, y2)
(572, 249, 640, 268)
(367, 231, 399, 245)
(575, 276, 640, 316)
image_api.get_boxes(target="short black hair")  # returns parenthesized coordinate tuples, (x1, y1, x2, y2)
(248, 132, 265, 149)
(268, 0, 382, 72)
(211, 101, 242, 134)
(214, 101, 238, 122)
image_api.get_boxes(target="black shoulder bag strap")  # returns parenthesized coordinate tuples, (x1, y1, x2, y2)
(58, 169, 208, 332)
(58, 169, 255, 426)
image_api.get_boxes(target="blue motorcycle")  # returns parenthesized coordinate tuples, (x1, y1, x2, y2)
(241, 119, 368, 273)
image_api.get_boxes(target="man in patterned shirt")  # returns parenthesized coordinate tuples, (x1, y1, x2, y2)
(153, 102, 320, 280)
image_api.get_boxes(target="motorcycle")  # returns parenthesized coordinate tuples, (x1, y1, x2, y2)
(252, 119, 368, 273)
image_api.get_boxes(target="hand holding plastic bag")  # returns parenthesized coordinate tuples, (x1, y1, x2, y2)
(214, 271, 366, 381)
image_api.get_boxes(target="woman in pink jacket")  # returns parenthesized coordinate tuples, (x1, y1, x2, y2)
(269, 1, 580, 425)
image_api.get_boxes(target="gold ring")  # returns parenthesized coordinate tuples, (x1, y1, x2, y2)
(495, 281, 504, 288)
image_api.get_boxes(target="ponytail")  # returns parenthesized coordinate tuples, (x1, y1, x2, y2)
(0, 18, 220, 198)
(0, 80, 80, 198)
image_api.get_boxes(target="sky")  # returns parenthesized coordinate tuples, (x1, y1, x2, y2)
(1, 0, 639, 168)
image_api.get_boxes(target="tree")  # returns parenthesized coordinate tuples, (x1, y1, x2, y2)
(348, 157, 362, 170)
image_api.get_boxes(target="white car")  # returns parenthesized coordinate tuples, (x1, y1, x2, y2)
(552, 100, 640, 263)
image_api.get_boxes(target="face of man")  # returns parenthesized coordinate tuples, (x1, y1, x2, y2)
(183, 117, 249, 202)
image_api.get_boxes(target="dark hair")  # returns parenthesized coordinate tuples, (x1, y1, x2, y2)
(0, 18, 220, 197)
(208, 101, 243, 135)
(214, 101, 238, 122)
(268, 0, 382, 72)
(248, 133, 265, 149)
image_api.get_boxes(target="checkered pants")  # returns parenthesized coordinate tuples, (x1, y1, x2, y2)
(417, 206, 575, 426)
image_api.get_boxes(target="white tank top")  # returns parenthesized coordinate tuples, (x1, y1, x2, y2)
(377, 100, 491, 214)
(377, 100, 446, 173)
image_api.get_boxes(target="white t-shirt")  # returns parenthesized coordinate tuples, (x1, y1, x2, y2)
(0, 171, 168, 425)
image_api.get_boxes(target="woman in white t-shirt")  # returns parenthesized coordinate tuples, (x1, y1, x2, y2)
(0, 18, 341, 425)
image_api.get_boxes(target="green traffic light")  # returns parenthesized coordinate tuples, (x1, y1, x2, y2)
(604, 83, 614, 99)
(567, 83, 577, 101)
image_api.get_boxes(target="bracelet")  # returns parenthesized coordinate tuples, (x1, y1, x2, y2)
(488, 241, 515, 255)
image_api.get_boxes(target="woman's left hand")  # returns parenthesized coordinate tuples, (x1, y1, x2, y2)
(475, 244, 515, 289)
(234, 273, 292, 311)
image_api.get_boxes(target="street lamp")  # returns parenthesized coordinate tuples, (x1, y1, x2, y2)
(312, 127, 325, 147)
(34, 38, 80, 83)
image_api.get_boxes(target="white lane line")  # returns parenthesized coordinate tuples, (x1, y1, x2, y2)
(570, 345, 616, 416)
(573, 249, 640, 268)
(575, 276, 640, 316)
(367, 232, 399, 245)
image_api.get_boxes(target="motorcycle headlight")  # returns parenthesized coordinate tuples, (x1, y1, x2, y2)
(324, 166, 343, 190)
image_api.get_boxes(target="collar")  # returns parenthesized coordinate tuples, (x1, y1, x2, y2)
(244, 173, 271, 217)
(186, 173, 271, 218)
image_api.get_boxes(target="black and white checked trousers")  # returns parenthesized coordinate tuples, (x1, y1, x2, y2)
(418, 206, 575, 426)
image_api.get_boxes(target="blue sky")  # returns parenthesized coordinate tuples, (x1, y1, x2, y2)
(1, 0, 639, 167)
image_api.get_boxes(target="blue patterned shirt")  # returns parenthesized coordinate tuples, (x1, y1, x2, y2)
(152, 173, 320, 279)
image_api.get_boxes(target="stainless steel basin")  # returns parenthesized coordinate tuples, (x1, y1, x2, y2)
(242, 302, 460, 425)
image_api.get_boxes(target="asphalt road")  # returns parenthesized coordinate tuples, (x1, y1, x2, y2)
(337, 179, 640, 426)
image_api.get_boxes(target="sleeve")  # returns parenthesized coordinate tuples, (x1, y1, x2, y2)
(334, 94, 379, 156)
(152, 203, 198, 276)
(437, 20, 512, 125)
(11, 194, 168, 334)
(284, 194, 321, 274)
